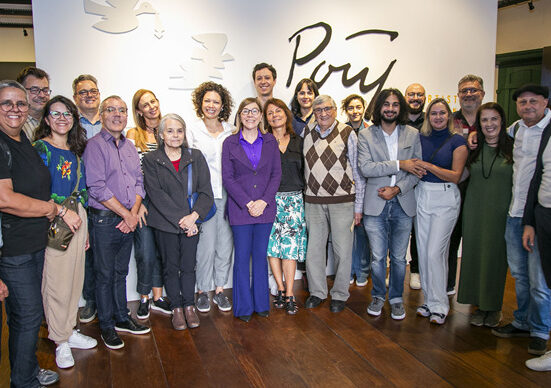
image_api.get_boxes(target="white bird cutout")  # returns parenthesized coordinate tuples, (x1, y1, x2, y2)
(84, 0, 157, 34)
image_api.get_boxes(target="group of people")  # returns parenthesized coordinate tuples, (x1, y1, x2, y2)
(0, 61, 550, 388)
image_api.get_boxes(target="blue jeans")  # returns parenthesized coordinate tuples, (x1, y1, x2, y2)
(90, 212, 134, 330)
(350, 224, 370, 281)
(506, 216, 551, 339)
(134, 222, 163, 295)
(232, 223, 272, 317)
(0, 250, 45, 388)
(364, 198, 412, 304)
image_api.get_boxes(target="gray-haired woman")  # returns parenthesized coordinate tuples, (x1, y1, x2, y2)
(142, 114, 214, 331)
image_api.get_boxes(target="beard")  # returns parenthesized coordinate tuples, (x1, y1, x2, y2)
(381, 115, 398, 124)
(408, 102, 425, 115)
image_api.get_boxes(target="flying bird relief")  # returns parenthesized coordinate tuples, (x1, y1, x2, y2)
(84, 0, 163, 38)
(169, 33, 234, 90)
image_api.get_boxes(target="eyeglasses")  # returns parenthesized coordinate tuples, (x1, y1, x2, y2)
(77, 89, 100, 97)
(26, 87, 51, 96)
(406, 92, 425, 98)
(459, 88, 482, 95)
(0, 100, 30, 112)
(49, 111, 72, 120)
(103, 107, 128, 115)
(313, 106, 334, 114)
(241, 108, 260, 116)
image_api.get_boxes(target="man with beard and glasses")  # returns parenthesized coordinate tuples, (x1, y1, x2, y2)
(357, 89, 423, 320)
(16, 67, 51, 140)
(446, 74, 486, 296)
(404, 83, 426, 290)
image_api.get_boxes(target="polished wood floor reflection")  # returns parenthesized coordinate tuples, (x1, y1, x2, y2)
(2, 267, 551, 387)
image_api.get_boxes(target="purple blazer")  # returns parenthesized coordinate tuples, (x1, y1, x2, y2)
(222, 131, 282, 226)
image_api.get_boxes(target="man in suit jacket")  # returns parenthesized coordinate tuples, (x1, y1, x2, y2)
(357, 89, 422, 320)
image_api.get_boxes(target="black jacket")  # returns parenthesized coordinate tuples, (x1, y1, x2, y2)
(523, 120, 551, 227)
(143, 146, 214, 234)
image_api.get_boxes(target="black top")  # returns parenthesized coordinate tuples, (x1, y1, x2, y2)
(407, 114, 424, 130)
(142, 147, 214, 234)
(0, 130, 51, 257)
(278, 134, 304, 192)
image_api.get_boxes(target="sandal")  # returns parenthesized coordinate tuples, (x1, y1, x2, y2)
(286, 296, 298, 315)
(273, 290, 286, 309)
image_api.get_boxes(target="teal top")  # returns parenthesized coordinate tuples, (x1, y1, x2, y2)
(33, 140, 88, 207)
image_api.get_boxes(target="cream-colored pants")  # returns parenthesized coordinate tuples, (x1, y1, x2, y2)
(42, 203, 87, 344)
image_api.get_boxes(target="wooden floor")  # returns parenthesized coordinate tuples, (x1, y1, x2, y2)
(2, 267, 551, 388)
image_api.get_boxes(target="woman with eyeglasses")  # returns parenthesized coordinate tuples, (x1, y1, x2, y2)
(32, 95, 98, 369)
(0, 81, 81, 386)
(222, 98, 281, 322)
(125, 89, 171, 320)
(413, 98, 468, 325)
(143, 114, 214, 330)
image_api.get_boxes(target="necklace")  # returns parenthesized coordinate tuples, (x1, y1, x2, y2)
(481, 143, 499, 179)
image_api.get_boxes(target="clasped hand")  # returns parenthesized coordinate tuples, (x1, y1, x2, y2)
(400, 158, 428, 178)
(247, 200, 267, 217)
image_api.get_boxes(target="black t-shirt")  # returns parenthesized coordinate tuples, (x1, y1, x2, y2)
(279, 134, 305, 192)
(0, 130, 51, 257)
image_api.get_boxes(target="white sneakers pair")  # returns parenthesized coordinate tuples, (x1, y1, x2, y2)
(55, 330, 98, 369)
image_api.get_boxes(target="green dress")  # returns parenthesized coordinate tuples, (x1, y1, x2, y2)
(457, 143, 513, 311)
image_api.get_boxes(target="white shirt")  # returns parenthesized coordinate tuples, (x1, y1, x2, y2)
(508, 108, 551, 217)
(187, 120, 234, 199)
(382, 128, 400, 187)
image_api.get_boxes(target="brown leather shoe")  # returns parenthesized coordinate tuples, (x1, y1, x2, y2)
(172, 308, 187, 330)
(184, 306, 200, 328)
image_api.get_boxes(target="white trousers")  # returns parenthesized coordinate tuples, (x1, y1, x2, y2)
(415, 181, 460, 315)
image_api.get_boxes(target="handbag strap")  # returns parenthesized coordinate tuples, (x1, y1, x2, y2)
(71, 156, 82, 196)
(186, 149, 194, 207)
(428, 135, 453, 163)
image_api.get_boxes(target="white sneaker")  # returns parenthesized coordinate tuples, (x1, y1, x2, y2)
(526, 351, 551, 371)
(269, 275, 278, 296)
(55, 342, 74, 369)
(409, 273, 421, 290)
(68, 329, 98, 349)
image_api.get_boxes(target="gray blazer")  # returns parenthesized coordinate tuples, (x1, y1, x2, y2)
(357, 124, 421, 217)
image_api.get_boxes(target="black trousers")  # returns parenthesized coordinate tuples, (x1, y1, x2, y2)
(535, 204, 551, 288)
(154, 230, 199, 309)
(447, 179, 468, 290)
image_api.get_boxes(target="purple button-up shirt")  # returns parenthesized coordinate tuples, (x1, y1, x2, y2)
(83, 129, 145, 210)
(239, 130, 263, 169)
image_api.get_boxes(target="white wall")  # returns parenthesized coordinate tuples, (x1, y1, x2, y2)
(30, 0, 497, 301)
(497, 0, 551, 54)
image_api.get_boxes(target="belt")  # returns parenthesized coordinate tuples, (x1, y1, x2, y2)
(89, 208, 119, 217)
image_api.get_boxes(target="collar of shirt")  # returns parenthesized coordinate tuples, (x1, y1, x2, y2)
(79, 114, 100, 126)
(198, 120, 233, 138)
(346, 119, 369, 131)
(100, 128, 127, 146)
(315, 120, 338, 138)
(239, 129, 263, 145)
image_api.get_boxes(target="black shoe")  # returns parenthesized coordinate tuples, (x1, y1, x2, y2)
(330, 299, 346, 313)
(257, 310, 269, 317)
(273, 290, 286, 309)
(286, 296, 298, 315)
(528, 337, 548, 355)
(79, 301, 97, 323)
(101, 328, 124, 350)
(305, 295, 324, 309)
(151, 297, 172, 315)
(137, 297, 150, 320)
(238, 315, 252, 322)
(491, 323, 530, 338)
(115, 316, 151, 335)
